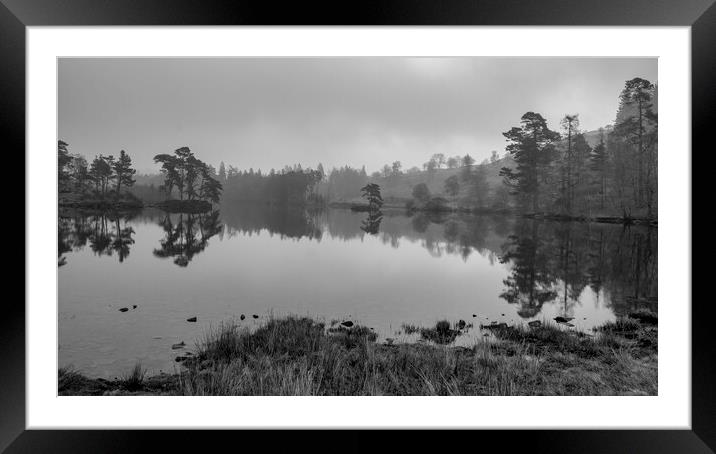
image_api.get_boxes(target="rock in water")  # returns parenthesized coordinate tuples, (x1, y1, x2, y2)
(341, 321, 354, 328)
(171, 342, 185, 350)
(457, 320, 466, 330)
(118, 307, 129, 312)
(252, 314, 259, 319)
(554, 316, 574, 323)
(472, 314, 477, 318)
(187, 317, 197, 322)
(240, 314, 245, 321)
(132, 305, 138, 309)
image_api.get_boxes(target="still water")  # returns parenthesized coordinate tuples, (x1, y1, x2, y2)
(58, 204, 657, 378)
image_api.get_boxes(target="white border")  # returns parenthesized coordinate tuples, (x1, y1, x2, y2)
(27, 27, 690, 429)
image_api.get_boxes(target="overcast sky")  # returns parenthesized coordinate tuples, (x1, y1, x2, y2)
(58, 57, 657, 174)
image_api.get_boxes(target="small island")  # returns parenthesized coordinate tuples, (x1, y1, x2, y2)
(58, 143, 223, 214)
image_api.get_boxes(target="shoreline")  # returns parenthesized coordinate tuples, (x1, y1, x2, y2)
(58, 196, 657, 227)
(330, 201, 657, 226)
(58, 197, 217, 214)
(59, 311, 658, 396)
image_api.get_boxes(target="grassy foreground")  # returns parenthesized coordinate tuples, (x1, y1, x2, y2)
(59, 312, 657, 396)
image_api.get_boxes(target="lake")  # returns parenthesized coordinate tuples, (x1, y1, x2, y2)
(58, 204, 657, 378)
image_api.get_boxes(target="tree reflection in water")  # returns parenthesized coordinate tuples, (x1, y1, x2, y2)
(219, 203, 323, 241)
(59, 204, 657, 320)
(58, 211, 137, 266)
(360, 210, 383, 235)
(153, 210, 223, 267)
(499, 222, 558, 318)
(498, 218, 657, 319)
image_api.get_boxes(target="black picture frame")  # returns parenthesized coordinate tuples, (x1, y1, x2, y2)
(4, 0, 712, 451)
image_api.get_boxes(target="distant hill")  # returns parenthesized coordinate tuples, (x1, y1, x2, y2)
(364, 125, 617, 204)
(353, 157, 514, 204)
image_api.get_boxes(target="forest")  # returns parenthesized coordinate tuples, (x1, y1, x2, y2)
(58, 144, 223, 209)
(60, 77, 657, 222)
(200, 77, 657, 220)
(58, 141, 139, 202)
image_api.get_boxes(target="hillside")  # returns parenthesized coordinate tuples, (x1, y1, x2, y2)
(333, 157, 514, 205)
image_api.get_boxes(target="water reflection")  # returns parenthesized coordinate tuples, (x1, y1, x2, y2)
(220, 203, 323, 241)
(59, 204, 657, 319)
(360, 211, 383, 235)
(58, 211, 137, 266)
(153, 210, 223, 267)
(499, 219, 657, 318)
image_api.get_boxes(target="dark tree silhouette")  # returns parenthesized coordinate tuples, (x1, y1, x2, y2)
(154, 147, 222, 203)
(89, 155, 115, 195)
(500, 112, 560, 212)
(360, 183, 384, 211)
(113, 150, 137, 195)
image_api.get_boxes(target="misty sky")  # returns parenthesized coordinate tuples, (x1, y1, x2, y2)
(58, 58, 657, 174)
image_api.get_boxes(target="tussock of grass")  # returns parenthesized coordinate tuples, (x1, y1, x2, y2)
(594, 311, 658, 357)
(59, 313, 657, 396)
(58, 366, 102, 394)
(197, 317, 325, 363)
(120, 363, 146, 391)
(327, 324, 377, 349)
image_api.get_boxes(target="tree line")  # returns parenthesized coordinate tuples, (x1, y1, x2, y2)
(393, 77, 657, 219)
(218, 163, 324, 205)
(58, 141, 137, 197)
(58, 142, 223, 205)
(499, 77, 657, 219)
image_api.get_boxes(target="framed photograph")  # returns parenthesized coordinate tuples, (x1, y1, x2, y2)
(6, 0, 712, 451)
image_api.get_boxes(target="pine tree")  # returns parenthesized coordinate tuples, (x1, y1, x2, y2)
(113, 150, 136, 195)
(499, 112, 560, 212)
(360, 183, 384, 211)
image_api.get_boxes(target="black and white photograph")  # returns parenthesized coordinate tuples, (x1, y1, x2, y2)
(55, 56, 659, 396)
